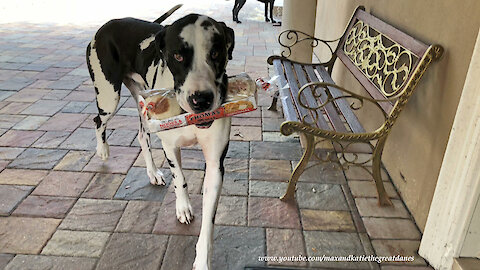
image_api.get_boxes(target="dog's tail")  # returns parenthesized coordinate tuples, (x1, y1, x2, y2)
(154, 4, 182, 24)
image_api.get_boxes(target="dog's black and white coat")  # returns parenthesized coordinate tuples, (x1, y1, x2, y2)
(86, 5, 234, 270)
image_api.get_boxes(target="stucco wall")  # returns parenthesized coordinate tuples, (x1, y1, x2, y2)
(281, 0, 317, 62)
(313, 0, 480, 230)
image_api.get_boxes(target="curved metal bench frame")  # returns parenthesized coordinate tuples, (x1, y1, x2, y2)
(267, 6, 443, 205)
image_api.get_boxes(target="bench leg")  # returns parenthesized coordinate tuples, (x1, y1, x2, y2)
(280, 133, 314, 201)
(268, 92, 278, 111)
(372, 137, 393, 206)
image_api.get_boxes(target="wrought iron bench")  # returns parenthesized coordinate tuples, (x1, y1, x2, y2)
(267, 6, 443, 206)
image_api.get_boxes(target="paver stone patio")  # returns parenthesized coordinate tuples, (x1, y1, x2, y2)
(0, 1, 429, 269)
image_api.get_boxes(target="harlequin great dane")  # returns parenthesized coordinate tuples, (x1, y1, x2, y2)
(86, 5, 234, 270)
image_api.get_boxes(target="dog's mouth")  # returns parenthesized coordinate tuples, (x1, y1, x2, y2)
(195, 120, 214, 129)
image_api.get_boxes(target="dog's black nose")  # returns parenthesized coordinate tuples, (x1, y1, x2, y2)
(188, 91, 214, 113)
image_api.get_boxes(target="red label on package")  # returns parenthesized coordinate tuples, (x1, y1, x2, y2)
(157, 118, 186, 130)
(144, 91, 257, 133)
(186, 107, 226, 125)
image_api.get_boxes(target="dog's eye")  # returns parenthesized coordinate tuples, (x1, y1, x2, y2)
(211, 50, 219, 59)
(174, 53, 183, 62)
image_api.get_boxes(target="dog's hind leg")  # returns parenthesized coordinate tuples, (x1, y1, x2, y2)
(124, 76, 166, 186)
(269, 1, 277, 23)
(138, 121, 166, 185)
(233, 0, 246, 23)
(264, 2, 270, 22)
(232, 0, 239, 22)
(87, 41, 121, 160)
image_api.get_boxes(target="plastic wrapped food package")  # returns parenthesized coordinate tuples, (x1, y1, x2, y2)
(138, 73, 257, 132)
(139, 89, 182, 120)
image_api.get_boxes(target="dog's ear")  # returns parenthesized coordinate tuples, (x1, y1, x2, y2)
(219, 22, 234, 60)
(154, 27, 167, 57)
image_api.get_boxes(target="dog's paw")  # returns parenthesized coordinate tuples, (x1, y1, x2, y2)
(265, 18, 270, 22)
(176, 198, 194, 224)
(96, 143, 109, 161)
(147, 169, 166, 185)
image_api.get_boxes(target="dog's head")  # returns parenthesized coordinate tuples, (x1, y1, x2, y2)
(155, 14, 234, 115)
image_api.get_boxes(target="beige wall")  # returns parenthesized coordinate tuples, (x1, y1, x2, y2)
(313, 0, 480, 231)
(281, 0, 317, 62)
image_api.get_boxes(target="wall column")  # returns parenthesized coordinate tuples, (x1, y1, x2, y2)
(419, 27, 480, 269)
(280, 0, 317, 63)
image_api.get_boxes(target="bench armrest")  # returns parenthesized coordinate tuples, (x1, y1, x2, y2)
(266, 55, 328, 67)
(295, 81, 398, 138)
(300, 81, 393, 113)
(276, 30, 339, 60)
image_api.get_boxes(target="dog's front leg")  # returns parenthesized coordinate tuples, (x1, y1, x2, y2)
(193, 121, 230, 270)
(193, 144, 229, 270)
(161, 140, 194, 224)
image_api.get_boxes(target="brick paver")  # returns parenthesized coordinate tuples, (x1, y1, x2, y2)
(372, 240, 427, 266)
(8, 148, 68, 169)
(266, 228, 307, 267)
(160, 235, 198, 270)
(114, 167, 170, 201)
(42, 230, 110, 257)
(304, 231, 370, 269)
(0, 217, 61, 254)
(216, 195, 247, 226)
(115, 200, 162, 233)
(5, 255, 96, 270)
(301, 209, 356, 232)
(249, 158, 291, 180)
(32, 171, 94, 197)
(12, 195, 76, 218)
(0, 168, 48, 185)
(213, 226, 266, 269)
(59, 198, 127, 232)
(33, 131, 71, 148)
(0, 147, 24, 160)
(0, 0, 427, 269)
(0, 185, 33, 215)
(96, 233, 168, 270)
(0, 130, 44, 147)
(248, 197, 301, 229)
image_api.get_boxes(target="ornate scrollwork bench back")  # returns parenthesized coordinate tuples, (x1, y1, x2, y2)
(267, 6, 443, 206)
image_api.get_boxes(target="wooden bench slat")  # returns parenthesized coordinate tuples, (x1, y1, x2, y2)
(292, 63, 336, 131)
(302, 64, 349, 133)
(283, 61, 331, 130)
(272, 59, 298, 122)
(304, 66, 372, 153)
(315, 66, 366, 133)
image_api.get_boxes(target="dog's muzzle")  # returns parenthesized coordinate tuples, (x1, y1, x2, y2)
(188, 90, 214, 113)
